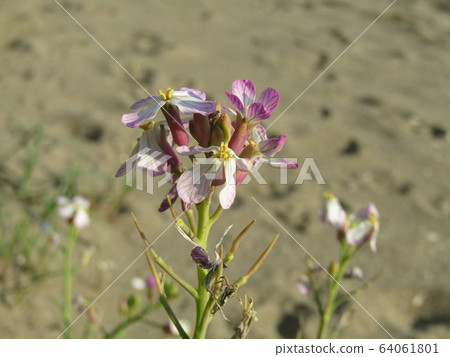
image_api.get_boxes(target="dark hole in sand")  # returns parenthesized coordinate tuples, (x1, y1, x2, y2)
(277, 304, 313, 338)
(430, 126, 446, 139)
(341, 139, 360, 156)
(320, 107, 331, 119)
(84, 126, 104, 142)
(358, 96, 382, 107)
(413, 315, 450, 330)
(398, 183, 412, 195)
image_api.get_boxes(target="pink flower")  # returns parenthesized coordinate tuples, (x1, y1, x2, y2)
(225, 79, 279, 121)
(57, 196, 90, 229)
(176, 143, 252, 209)
(297, 279, 312, 297)
(249, 125, 298, 169)
(121, 87, 216, 128)
(145, 276, 157, 290)
(115, 122, 180, 178)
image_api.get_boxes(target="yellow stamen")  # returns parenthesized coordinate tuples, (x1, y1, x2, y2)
(166, 87, 173, 99)
(214, 142, 233, 160)
(157, 89, 166, 101)
(139, 121, 155, 131)
(158, 88, 174, 101)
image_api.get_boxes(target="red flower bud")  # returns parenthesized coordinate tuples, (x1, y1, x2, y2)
(189, 113, 211, 146)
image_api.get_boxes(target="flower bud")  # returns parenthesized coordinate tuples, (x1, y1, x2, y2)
(328, 260, 339, 278)
(210, 114, 232, 146)
(228, 120, 249, 154)
(164, 280, 179, 299)
(189, 113, 211, 146)
(126, 294, 141, 313)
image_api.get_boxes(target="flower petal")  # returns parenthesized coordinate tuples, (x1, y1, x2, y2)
(257, 87, 279, 113)
(319, 193, 347, 228)
(137, 152, 168, 177)
(258, 135, 286, 157)
(170, 92, 216, 116)
(177, 87, 207, 101)
(177, 161, 221, 206)
(346, 221, 372, 247)
(74, 196, 90, 209)
(121, 101, 163, 128)
(247, 103, 271, 121)
(235, 157, 253, 172)
(176, 145, 218, 156)
(136, 129, 169, 176)
(250, 124, 268, 143)
(225, 92, 245, 114)
(57, 196, 70, 206)
(58, 202, 75, 220)
(353, 203, 379, 221)
(231, 79, 256, 108)
(73, 208, 90, 229)
(219, 160, 237, 209)
(130, 95, 162, 110)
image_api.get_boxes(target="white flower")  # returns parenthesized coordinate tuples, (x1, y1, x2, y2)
(130, 277, 146, 291)
(319, 192, 347, 229)
(57, 196, 90, 229)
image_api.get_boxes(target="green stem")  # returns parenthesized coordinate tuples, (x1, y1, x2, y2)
(160, 295, 190, 339)
(105, 302, 161, 339)
(317, 245, 351, 339)
(63, 226, 79, 339)
(152, 251, 198, 299)
(193, 199, 213, 339)
(185, 208, 197, 236)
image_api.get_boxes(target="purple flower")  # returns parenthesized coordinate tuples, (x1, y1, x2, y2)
(225, 79, 279, 121)
(176, 143, 252, 209)
(57, 196, 90, 229)
(249, 125, 298, 169)
(121, 87, 216, 128)
(115, 122, 180, 178)
(145, 276, 157, 290)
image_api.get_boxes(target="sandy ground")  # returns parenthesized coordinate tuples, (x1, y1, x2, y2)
(0, 0, 449, 338)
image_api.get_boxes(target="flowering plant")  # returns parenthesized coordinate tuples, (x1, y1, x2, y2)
(297, 193, 380, 338)
(117, 80, 297, 338)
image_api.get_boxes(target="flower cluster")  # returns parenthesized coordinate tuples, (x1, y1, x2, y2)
(117, 80, 298, 209)
(319, 192, 379, 252)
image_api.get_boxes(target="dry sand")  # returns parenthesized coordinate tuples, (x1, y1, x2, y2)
(0, 0, 449, 338)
